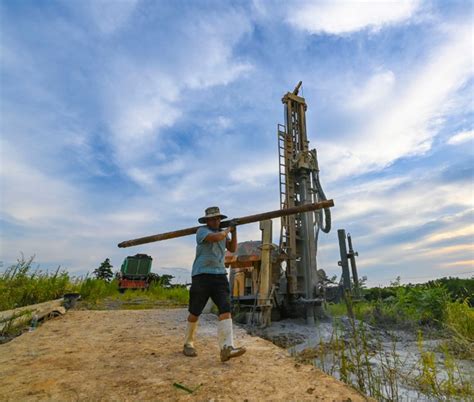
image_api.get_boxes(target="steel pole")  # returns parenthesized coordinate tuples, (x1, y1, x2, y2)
(118, 200, 334, 248)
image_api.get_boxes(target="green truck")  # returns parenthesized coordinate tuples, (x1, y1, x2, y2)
(118, 254, 153, 292)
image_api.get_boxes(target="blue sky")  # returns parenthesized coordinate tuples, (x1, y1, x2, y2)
(1, 0, 472, 286)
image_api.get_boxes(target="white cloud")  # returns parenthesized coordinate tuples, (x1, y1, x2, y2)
(0, 141, 79, 225)
(424, 224, 474, 244)
(333, 171, 472, 234)
(447, 130, 474, 145)
(100, 11, 253, 185)
(346, 70, 395, 110)
(287, 0, 421, 35)
(85, 0, 139, 34)
(230, 157, 278, 186)
(0, 139, 198, 274)
(320, 23, 473, 180)
(102, 63, 181, 167)
(2, 1, 472, 288)
(316, 169, 474, 284)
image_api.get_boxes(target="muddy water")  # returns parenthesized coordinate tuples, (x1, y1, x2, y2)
(248, 318, 474, 401)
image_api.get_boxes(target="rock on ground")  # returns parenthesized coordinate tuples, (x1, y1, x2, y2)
(0, 309, 369, 401)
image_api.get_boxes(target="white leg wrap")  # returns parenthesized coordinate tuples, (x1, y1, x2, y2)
(184, 320, 198, 347)
(217, 318, 234, 350)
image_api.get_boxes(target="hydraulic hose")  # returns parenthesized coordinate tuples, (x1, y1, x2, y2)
(312, 170, 331, 234)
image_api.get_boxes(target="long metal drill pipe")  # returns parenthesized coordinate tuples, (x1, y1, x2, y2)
(117, 200, 334, 248)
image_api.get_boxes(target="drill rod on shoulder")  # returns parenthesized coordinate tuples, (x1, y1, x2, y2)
(117, 200, 334, 248)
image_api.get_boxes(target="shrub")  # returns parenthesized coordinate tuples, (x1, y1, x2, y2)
(394, 284, 450, 325)
(445, 299, 474, 341)
(0, 256, 78, 311)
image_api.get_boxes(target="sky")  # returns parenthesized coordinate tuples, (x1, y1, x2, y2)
(0, 0, 473, 286)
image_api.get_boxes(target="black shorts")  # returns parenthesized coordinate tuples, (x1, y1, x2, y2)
(188, 273, 231, 316)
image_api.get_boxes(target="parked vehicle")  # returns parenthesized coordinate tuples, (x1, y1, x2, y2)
(118, 254, 153, 293)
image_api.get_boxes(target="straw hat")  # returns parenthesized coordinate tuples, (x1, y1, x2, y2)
(198, 206, 228, 224)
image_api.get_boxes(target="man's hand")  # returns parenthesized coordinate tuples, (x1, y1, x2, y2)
(226, 220, 238, 252)
(228, 219, 238, 232)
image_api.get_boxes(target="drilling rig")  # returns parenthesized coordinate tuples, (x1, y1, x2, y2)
(276, 81, 332, 324)
(226, 82, 332, 325)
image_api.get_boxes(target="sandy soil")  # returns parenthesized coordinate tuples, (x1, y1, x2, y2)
(0, 309, 369, 401)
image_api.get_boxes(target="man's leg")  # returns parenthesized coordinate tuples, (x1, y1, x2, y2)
(183, 313, 199, 356)
(211, 276, 246, 362)
(184, 275, 209, 357)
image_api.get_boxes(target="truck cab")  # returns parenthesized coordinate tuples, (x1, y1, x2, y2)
(118, 254, 153, 293)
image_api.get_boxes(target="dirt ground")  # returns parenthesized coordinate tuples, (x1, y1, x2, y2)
(0, 309, 369, 401)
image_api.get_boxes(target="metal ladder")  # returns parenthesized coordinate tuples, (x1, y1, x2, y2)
(277, 124, 289, 252)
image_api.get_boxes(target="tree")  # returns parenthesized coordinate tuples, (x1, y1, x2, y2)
(147, 273, 174, 287)
(93, 258, 114, 282)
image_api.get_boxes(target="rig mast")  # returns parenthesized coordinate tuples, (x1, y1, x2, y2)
(278, 81, 331, 323)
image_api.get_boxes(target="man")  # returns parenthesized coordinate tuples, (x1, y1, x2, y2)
(183, 206, 247, 362)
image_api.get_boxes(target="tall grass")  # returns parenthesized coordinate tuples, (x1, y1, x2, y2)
(442, 299, 474, 359)
(329, 282, 474, 335)
(86, 282, 189, 308)
(318, 284, 474, 400)
(78, 277, 118, 304)
(0, 256, 80, 311)
(445, 299, 474, 341)
(300, 296, 474, 401)
(1, 256, 189, 312)
(147, 282, 189, 304)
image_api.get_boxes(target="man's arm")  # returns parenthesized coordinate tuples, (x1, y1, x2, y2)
(226, 226, 237, 253)
(204, 227, 232, 243)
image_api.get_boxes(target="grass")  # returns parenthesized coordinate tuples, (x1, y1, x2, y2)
(1, 256, 190, 339)
(301, 293, 474, 401)
(316, 283, 474, 400)
(1, 256, 189, 313)
(327, 282, 474, 336)
(445, 298, 474, 341)
(0, 255, 80, 311)
(83, 282, 189, 309)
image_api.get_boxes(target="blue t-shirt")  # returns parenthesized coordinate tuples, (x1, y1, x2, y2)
(191, 226, 228, 276)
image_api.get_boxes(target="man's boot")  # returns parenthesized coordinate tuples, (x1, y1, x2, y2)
(217, 318, 246, 362)
(183, 320, 198, 357)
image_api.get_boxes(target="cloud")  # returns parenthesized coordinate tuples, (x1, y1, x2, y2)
(447, 130, 474, 145)
(319, 23, 473, 181)
(346, 71, 395, 110)
(0, 141, 80, 225)
(78, 0, 139, 35)
(230, 157, 278, 186)
(1, 1, 472, 288)
(287, 0, 421, 35)
(441, 260, 474, 268)
(424, 224, 474, 244)
(315, 162, 473, 285)
(99, 7, 253, 184)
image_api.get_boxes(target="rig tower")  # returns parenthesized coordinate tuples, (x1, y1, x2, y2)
(277, 81, 332, 324)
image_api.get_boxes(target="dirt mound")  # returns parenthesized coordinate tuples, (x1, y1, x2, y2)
(0, 309, 368, 401)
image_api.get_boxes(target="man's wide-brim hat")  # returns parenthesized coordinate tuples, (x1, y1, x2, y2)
(198, 206, 228, 224)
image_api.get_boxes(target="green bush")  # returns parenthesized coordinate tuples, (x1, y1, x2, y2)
(394, 284, 450, 325)
(332, 283, 472, 331)
(429, 277, 474, 306)
(0, 256, 79, 311)
(445, 299, 474, 341)
(363, 286, 397, 302)
(146, 282, 189, 304)
(79, 278, 118, 302)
